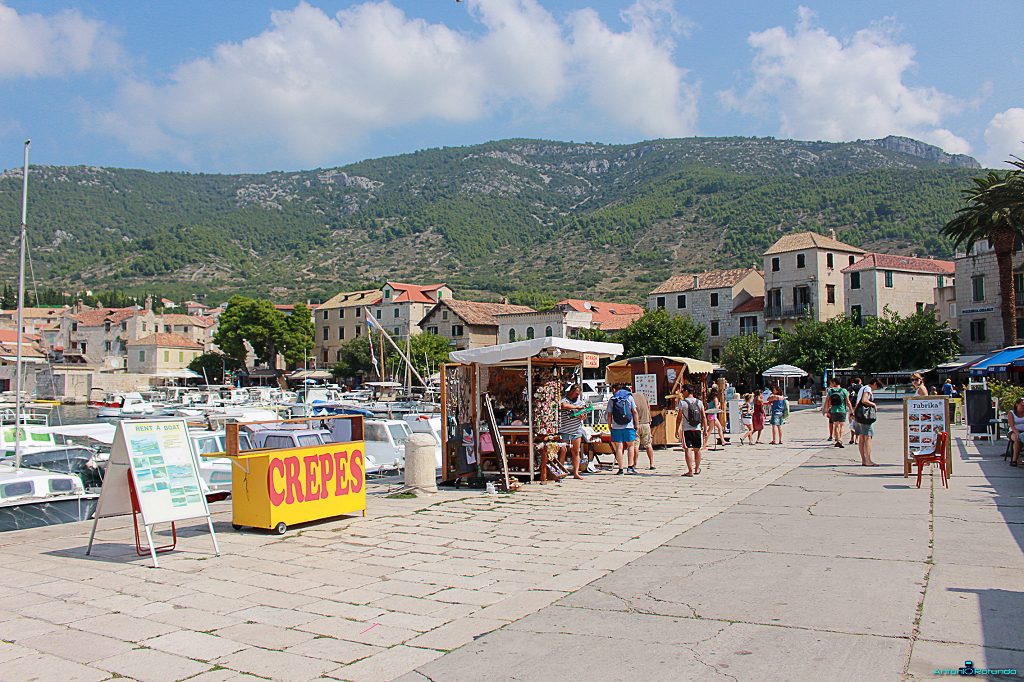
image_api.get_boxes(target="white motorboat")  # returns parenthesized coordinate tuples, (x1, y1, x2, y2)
(90, 391, 162, 418)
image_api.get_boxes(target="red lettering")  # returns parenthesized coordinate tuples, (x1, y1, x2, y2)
(349, 449, 364, 493)
(318, 453, 334, 500)
(284, 456, 304, 503)
(268, 458, 286, 506)
(303, 454, 320, 500)
(334, 450, 350, 496)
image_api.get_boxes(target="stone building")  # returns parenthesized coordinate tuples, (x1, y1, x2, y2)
(370, 282, 453, 340)
(495, 300, 643, 344)
(842, 253, 955, 323)
(315, 289, 382, 366)
(419, 299, 535, 350)
(648, 268, 764, 360)
(125, 333, 204, 374)
(954, 242, 1024, 354)
(763, 231, 865, 332)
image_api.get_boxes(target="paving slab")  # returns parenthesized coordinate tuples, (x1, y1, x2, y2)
(92, 646, 210, 682)
(0, 650, 110, 682)
(217, 646, 338, 681)
(17, 627, 134, 664)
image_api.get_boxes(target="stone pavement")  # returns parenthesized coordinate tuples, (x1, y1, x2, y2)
(0, 406, 1020, 681)
(406, 405, 1024, 682)
(0, 412, 822, 682)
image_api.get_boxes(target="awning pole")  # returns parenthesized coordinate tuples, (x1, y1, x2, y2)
(527, 357, 533, 484)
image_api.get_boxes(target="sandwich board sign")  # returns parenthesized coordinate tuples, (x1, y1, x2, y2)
(86, 419, 219, 567)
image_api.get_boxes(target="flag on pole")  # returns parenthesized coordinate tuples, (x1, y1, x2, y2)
(366, 313, 379, 370)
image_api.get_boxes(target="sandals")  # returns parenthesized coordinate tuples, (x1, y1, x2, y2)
(681, 472, 694, 477)
(695, 468, 702, 475)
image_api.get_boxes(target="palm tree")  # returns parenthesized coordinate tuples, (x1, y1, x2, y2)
(942, 159, 1024, 346)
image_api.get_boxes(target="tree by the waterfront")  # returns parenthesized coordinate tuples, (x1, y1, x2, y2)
(187, 352, 242, 384)
(778, 315, 863, 374)
(942, 160, 1024, 346)
(280, 302, 314, 367)
(618, 309, 705, 359)
(858, 308, 960, 374)
(213, 295, 286, 367)
(721, 333, 779, 387)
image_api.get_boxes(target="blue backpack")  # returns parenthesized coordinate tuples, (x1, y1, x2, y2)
(610, 394, 632, 426)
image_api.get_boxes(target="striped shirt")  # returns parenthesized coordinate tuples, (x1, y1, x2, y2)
(559, 397, 586, 435)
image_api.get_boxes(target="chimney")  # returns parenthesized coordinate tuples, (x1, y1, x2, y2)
(144, 295, 153, 312)
(692, 275, 699, 289)
(829, 228, 837, 240)
(500, 296, 509, 304)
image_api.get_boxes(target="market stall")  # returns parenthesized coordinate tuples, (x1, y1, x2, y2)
(440, 337, 623, 486)
(604, 355, 714, 447)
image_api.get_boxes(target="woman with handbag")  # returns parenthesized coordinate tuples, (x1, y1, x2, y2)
(853, 377, 882, 467)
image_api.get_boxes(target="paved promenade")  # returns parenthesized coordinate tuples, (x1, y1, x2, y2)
(0, 406, 1020, 681)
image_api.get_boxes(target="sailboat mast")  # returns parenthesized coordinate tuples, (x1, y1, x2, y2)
(14, 140, 29, 470)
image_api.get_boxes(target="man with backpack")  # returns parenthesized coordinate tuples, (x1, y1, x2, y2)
(675, 384, 707, 477)
(822, 376, 853, 448)
(606, 384, 639, 475)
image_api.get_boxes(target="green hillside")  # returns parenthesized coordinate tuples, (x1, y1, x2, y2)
(0, 136, 980, 305)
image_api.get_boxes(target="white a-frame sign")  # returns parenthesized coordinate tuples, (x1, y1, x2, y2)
(87, 419, 219, 567)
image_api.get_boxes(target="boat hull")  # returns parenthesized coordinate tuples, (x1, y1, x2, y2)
(0, 496, 98, 532)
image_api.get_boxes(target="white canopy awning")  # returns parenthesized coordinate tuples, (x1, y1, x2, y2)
(762, 364, 808, 378)
(156, 369, 202, 379)
(42, 423, 117, 445)
(449, 337, 623, 365)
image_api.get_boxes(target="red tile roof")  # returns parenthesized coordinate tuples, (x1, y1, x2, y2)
(558, 299, 645, 331)
(842, 253, 955, 275)
(764, 231, 865, 255)
(0, 330, 39, 344)
(423, 300, 535, 328)
(649, 268, 761, 294)
(386, 281, 447, 304)
(72, 307, 141, 326)
(161, 313, 215, 328)
(126, 333, 203, 349)
(732, 296, 765, 314)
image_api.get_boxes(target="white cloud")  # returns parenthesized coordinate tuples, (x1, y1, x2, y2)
(97, 0, 699, 169)
(983, 108, 1024, 168)
(721, 7, 969, 154)
(569, 0, 697, 137)
(0, 2, 118, 78)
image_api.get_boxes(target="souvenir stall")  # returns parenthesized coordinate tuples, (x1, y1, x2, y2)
(440, 337, 623, 486)
(604, 356, 715, 447)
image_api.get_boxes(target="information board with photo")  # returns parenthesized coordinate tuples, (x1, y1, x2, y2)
(634, 373, 658, 407)
(122, 420, 209, 525)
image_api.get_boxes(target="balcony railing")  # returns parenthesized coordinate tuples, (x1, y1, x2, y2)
(765, 304, 814, 320)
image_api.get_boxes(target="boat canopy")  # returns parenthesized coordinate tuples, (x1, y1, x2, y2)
(448, 337, 623, 365)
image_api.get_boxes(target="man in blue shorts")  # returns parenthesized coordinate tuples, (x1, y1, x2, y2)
(607, 384, 639, 475)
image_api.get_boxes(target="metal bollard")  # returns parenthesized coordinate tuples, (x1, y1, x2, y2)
(403, 433, 438, 495)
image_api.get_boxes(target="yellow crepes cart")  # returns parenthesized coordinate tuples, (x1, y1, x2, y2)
(604, 355, 714, 447)
(214, 414, 366, 534)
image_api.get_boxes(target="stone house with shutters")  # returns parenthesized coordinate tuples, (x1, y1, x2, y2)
(315, 289, 382, 366)
(763, 231, 865, 332)
(370, 282, 453, 340)
(953, 241, 1024, 354)
(126, 333, 204, 374)
(648, 268, 765, 361)
(842, 253, 955, 324)
(419, 300, 535, 350)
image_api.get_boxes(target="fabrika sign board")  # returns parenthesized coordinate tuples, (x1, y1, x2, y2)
(87, 419, 219, 567)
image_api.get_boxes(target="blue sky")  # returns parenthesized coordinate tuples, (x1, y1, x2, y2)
(1, 0, 1021, 172)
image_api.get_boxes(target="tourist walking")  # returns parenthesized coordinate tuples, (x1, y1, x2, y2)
(853, 377, 882, 466)
(705, 388, 725, 451)
(607, 384, 639, 475)
(767, 385, 787, 445)
(847, 377, 863, 446)
(739, 393, 755, 444)
(631, 389, 656, 470)
(558, 384, 587, 479)
(752, 390, 766, 443)
(676, 384, 707, 476)
(1006, 398, 1024, 467)
(823, 377, 852, 447)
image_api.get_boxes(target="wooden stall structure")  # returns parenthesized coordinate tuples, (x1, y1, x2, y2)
(604, 356, 714, 447)
(440, 337, 623, 486)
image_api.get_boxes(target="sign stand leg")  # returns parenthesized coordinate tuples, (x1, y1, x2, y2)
(143, 524, 161, 568)
(85, 516, 100, 556)
(206, 517, 221, 557)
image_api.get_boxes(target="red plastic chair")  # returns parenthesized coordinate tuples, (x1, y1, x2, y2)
(913, 430, 949, 489)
